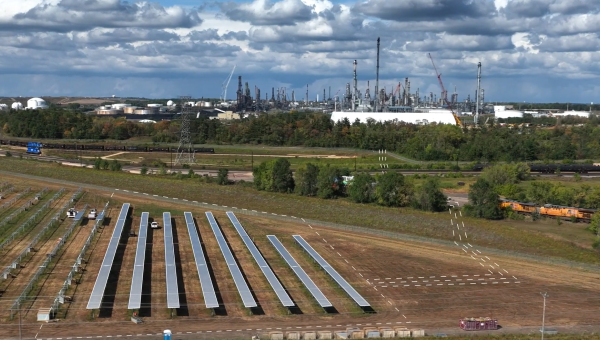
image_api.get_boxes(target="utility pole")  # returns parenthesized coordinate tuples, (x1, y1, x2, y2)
(18, 300, 22, 340)
(540, 292, 549, 340)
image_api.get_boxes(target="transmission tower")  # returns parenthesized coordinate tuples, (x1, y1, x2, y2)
(175, 96, 195, 165)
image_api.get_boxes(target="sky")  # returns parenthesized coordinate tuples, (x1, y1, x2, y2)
(1, 0, 599, 103)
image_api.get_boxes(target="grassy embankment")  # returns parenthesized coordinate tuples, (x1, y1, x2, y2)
(0, 156, 598, 266)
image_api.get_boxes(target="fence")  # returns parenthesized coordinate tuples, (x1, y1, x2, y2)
(0, 184, 14, 196)
(50, 202, 109, 315)
(10, 204, 89, 319)
(0, 187, 31, 210)
(0, 187, 48, 229)
(1, 188, 82, 279)
(0, 188, 62, 251)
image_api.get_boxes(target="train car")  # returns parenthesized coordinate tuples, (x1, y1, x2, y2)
(0, 140, 7, 145)
(539, 204, 596, 221)
(500, 200, 537, 214)
(194, 147, 215, 154)
(126, 146, 147, 152)
(83, 145, 105, 151)
(460, 318, 498, 331)
(26, 147, 41, 155)
(148, 147, 171, 152)
(63, 144, 77, 150)
(104, 145, 125, 151)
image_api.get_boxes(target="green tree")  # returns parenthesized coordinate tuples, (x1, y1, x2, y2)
(140, 166, 148, 175)
(217, 169, 229, 185)
(481, 163, 530, 187)
(465, 178, 503, 219)
(347, 172, 374, 203)
(412, 177, 447, 212)
(188, 169, 196, 179)
(295, 163, 319, 196)
(375, 172, 413, 207)
(253, 158, 294, 193)
(317, 165, 344, 199)
(588, 213, 600, 237)
(109, 160, 121, 171)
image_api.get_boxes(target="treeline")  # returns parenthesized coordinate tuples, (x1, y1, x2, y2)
(2, 109, 600, 161)
(253, 158, 448, 212)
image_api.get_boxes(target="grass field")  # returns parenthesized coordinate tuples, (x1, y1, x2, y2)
(0, 157, 598, 267)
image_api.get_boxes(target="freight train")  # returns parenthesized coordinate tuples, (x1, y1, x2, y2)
(473, 163, 600, 173)
(500, 199, 596, 222)
(0, 139, 214, 154)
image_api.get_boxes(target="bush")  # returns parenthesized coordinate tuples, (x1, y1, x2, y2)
(108, 159, 121, 171)
(140, 166, 148, 175)
(187, 169, 195, 179)
(347, 172, 375, 203)
(217, 169, 229, 185)
(5, 151, 12, 157)
(412, 177, 447, 212)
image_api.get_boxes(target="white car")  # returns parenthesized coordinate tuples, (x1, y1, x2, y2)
(151, 221, 159, 229)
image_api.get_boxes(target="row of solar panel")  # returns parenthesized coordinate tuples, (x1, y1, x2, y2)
(88, 206, 369, 311)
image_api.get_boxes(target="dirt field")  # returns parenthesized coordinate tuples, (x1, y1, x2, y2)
(0, 173, 599, 339)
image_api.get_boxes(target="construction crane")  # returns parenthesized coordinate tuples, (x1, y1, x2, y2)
(428, 53, 463, 127)
(220, 64, 236, 104)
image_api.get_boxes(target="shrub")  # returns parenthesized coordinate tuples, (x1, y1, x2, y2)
(5, 151, 12, 157)
(217, 169, 229, 185)
(140, 166, 148, 175)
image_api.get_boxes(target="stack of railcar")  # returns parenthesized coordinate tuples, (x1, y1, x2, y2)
(0, 139, 214, 154)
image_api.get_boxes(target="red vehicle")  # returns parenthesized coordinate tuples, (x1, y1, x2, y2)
(460, 317, 498, 331)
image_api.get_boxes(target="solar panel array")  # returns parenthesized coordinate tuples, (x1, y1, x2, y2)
(163, 212, 180, 309)
(127, 212, 148, 310)
(74, 209, 86, 221)
(87, 203, 130, 309)
(267, 235, 332, 308)
(184, 212, 219, 308)
(293, 235, 370, 307)
(226, 212, 294, 307)
(205, 212, 257, 308)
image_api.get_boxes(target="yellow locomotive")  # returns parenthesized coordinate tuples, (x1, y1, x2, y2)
(500, 199, 596, 222)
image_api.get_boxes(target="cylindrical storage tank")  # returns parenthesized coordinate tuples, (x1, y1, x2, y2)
(11, 102, 23, 110)
(202, 101, 212, 107)
(112, 103, 131, 110)
(410, 329, 425, 337)
(123, 107, 137, 114)
(167, 100, 174, 106)
(303, 331, 316, 340)
(147, 103, 161, 108)
(318, 331, 333, 339)
(97, 109, 119, 115)
(134, 109, 152, 115)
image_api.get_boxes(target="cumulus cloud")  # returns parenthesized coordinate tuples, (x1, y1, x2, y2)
(219, 0, 314, 26)
(2, 0, 201, 32)
(356, 0, 496, 21)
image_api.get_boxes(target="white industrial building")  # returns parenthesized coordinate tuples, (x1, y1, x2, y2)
(553, 111, 590, 118)
(0, 104, 7, 110)
(26, 97, 48, 110)
(330, 110, 457, 125)
(494, 106, 523, 119)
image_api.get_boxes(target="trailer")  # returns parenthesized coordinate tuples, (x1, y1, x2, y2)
(460, 317, 498, 331)
(66, 208, 77, 218)
(88, 209, 97, 220)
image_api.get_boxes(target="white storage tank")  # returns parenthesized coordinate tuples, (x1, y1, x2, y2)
(147, 103, 161, 108)
(111, 103, 131, 110)
(167, 100, 175, 106)
(202, 101, 212, 107)
(494, 105, 523, 119)
(26, 97, 48, 109)
(11, 102, 23, 110)
(134, 109, 153, 115)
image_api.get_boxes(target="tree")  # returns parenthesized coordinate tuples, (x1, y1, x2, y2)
(217, 169, 229, 185)
(481, 163, 530, 187)
(588, 213, 600, 237)
(109, 159, 121, 171)
(140, 166, 148, 175)
(412, 177, 447, 212)
(317, 165, 344, 199)
(375, 172, 413, 207)
(465, 178, 503, 219)
(295, 163, 319, 196)
(253, 158, 295, 193)
(347, 172, 374, 203)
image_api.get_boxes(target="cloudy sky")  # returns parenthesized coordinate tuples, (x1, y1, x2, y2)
(1, 0, 599, 103)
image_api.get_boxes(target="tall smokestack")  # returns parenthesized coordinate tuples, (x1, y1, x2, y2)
(476, 62, 482, 127)
(324, 89, 326, 103)
(353, 60, 357, 111)
(306, 84, 309, 105)
(375, 37, 380, 112)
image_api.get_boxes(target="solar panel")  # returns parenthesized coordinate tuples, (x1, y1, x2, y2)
(184, 212, 219, 308)
(293, 235, 370, 307)
(87, 203, 130, 309)
(226, 212, 294, 307)
(128, 212, 148, 310)
(163, 212, 180, 309)
(205, 212, 257, 308)
(74, 209, 85, 221)
(267, 235, 332, 308)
